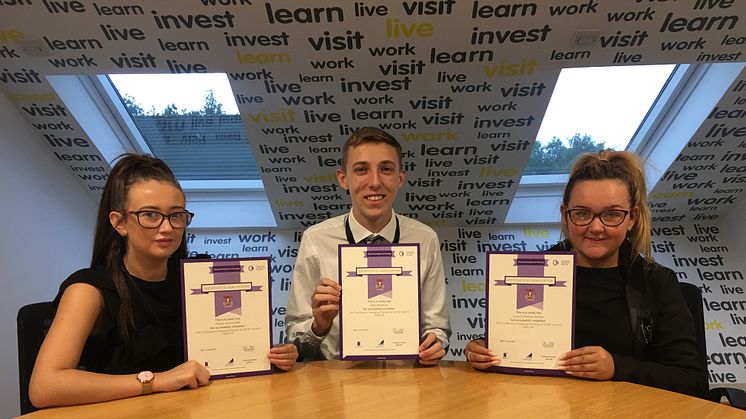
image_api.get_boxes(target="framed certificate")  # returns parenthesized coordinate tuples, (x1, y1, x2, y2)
(181, 257, 273, 379)
(338, 243, 421, 360)
(486, 251, 575, 376)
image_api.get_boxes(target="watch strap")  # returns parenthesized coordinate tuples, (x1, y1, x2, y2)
(137, 371, 155, 395)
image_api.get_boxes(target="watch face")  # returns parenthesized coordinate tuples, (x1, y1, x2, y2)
(138, 371, 154, 383)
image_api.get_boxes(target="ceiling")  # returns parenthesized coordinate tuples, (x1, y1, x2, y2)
(0, 2, 744, 228)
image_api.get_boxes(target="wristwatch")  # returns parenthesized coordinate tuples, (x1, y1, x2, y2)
(137, 370, 155, 395)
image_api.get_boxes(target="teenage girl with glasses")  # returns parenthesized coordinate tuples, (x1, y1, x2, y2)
(464, 150, 707, 398)
(30, 154, 297, 408)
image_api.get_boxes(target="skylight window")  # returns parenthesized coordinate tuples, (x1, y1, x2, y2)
(525, 65, 676, 175)
(108, 73, 260, 181)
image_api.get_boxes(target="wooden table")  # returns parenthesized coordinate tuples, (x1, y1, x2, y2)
(23, 360, 745, 418)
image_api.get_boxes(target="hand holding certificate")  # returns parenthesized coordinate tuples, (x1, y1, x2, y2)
(181, 258, 273, 378)
(339, 243, 421, 360)
(486, 252, 575, 376)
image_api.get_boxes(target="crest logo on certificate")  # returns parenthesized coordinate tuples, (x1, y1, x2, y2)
(339, 243, 421, 360)
(486, 251, 575, 376)
(181, 257, 273, 379)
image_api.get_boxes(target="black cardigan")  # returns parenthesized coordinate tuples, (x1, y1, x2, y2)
(551, 240, 708, 397)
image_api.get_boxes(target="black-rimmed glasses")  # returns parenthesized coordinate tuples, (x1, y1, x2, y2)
(127, 210, 194, 229)
(566, 208, 630, 227)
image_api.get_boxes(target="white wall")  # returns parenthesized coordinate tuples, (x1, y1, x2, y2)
(0, 93, 97, 417)
(721, 197, 746, 262)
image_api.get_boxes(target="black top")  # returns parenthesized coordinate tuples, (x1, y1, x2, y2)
(54, 267, 184, 374)
(575, 266, 634, 356)
(551, 240, 707, 398)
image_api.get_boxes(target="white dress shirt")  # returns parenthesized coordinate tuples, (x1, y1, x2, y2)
(286, 210, 451, 360)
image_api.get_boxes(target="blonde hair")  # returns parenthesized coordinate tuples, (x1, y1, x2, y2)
(561, 150, 652, 262)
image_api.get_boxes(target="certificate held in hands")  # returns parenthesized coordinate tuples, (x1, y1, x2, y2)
(486, 251, 575, 376)
(181, 257, 273, 379)
(339, 243, 421, 360)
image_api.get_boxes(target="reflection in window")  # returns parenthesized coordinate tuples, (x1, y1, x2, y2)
(525, 65, 676, 176)
(109, 73, 260, 181)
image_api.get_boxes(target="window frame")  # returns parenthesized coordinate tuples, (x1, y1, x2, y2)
(47, 74, 275, 228)
(506, 63, 739, 224)
(45, 63, 742, 227)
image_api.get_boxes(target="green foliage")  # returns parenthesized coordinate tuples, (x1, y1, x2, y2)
(121, 90, 227, 116)
(200, 90, 224, 115)
(525, 133, 607, 175)
(121, 94, 144, 116)
(162, 103, 179, 116)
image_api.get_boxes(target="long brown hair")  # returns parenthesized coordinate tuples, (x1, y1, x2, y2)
(91, 154, 187, 343)
(561, 150, 652, 262)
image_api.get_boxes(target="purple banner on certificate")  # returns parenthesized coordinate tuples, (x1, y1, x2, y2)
(189, 261, 265, 318)
(492, 255, 569, 311)
(367, 247, 395, 298)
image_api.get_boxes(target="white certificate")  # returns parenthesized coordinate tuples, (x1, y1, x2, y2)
(486, 252, 575, 376)
(339, 243, 421, 360)
(181, 257, 273, 379)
